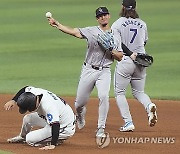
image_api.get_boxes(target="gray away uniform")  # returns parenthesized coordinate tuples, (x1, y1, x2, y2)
(112, 17, 153, 123)
(75, 26, 114, 129)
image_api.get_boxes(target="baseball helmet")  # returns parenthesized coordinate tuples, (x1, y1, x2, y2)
(17, 92, 37, 114)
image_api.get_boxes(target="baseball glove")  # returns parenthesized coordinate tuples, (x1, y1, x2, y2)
(134, 53, 154, 67)
(97, 32, 115, 52)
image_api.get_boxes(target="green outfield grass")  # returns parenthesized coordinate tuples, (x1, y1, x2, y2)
(0, 150, 13, 154)
(0, 0, 180, 99)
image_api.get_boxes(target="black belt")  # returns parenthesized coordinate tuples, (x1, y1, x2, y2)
(84, 62, 109, 70)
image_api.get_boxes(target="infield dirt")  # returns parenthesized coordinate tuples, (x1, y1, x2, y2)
(0, 94, 179, 154)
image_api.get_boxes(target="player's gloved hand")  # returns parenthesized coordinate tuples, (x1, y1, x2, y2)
(97, 31, 115, 52)
(39, 145, 55, 150)
(133, 53, 154, 67)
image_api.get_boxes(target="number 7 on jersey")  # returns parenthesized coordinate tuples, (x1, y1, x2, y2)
(130, 28, 137, 43)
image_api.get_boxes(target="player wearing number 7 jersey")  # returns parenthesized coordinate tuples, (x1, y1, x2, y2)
(111, 0, 157, 132)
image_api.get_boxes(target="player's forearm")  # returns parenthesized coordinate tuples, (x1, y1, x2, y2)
(56, 23, 82, 38)
(121, 43, 137, 60)
(121, 43, 133, 56)
(48, 17, 82, 38)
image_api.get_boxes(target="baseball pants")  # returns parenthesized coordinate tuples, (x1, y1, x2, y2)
(75, 64, 111, 128)
(114, 56, 153, 123)
(19, 112, 75, 146)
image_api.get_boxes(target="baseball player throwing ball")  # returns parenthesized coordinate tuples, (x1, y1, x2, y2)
(46, 7, 123, 137)
(4, 86, 76, 150)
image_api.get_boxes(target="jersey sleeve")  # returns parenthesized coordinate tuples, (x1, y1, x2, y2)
(144, 23, 148, 43)
(12, 86, 42, 101)
(111, 21, 123, 52)
(78, 27, 94, 40)
(12, 86, 28, 101)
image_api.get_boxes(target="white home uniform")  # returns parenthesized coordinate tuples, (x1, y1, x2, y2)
(18, 86, 75, 146)
(75, 26, 114, 129)
(112, 17, 153, 123)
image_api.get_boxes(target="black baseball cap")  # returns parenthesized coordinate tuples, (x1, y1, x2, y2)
(96, 7, 109, 18)
(122, 0, 136, 10)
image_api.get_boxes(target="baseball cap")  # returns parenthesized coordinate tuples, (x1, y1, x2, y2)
(96, 7, 109, 18)
(122, 0, 136, 10)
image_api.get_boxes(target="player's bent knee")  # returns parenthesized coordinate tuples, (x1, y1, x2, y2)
(26, 133, 35, 143)
(98, 93, 109, 101)
(26, 133, 44, 146)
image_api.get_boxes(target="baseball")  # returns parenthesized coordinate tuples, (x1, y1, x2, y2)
(45, 12, 52, 18)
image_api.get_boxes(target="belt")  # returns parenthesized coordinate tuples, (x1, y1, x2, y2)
(84, 62, 109, 70)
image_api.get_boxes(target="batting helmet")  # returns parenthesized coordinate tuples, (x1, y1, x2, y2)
(17, 92, 37, 114)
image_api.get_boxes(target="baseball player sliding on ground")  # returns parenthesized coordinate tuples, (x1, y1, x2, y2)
(4, 86, 76, 150)
(111, 0, 158, 132)
(46, 7, 123, 137)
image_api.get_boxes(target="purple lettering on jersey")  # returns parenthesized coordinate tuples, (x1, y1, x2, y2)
(137, 22, 141, 26)
(122, 20, 143, 28)
(125, 21, 129, 26)
(122, 23, 127, 27)
(134, 20, 137, 25)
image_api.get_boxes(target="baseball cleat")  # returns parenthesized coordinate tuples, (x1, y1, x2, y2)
(148, 103, 157, 127)
(96, 127, 106, 138)
(119, 121, 135, 132)
(76, 107, 86, 129)
(7, 135, 25, 143)
(27, 142, 42, 147)
(57, 139, 65, 145)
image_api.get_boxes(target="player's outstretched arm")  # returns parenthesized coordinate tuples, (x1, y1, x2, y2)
(54, 21, 82, 38)
(46, 12, 82, 38)
(4, 86, 27, 111)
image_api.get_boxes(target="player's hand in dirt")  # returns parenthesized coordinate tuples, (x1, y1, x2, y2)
(4, 100, 16, 111)
(39, 145, 55, 150)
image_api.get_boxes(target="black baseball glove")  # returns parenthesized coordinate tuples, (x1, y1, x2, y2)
(97, 32, 115, 52)
(121, 43, 153, 67)
(134, 53, 153, 67)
